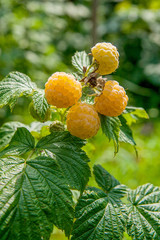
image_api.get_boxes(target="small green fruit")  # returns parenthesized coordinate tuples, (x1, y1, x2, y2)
(29, 102, 51, 122)
(49, 121, 65, 132)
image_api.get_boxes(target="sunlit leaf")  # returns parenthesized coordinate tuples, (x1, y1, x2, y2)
(72, 165, 127, 240)
(0, 156, 74, 239)
(0, 72, 36, 110)
(126, 184, 160, 240)
(123, 107, 149, 125)
(0, 127, 35, 157)
(36, 131, 91, 192)
(32, 89, 50, 121)
(0, 122, 27, 150)
(72, 51, 90, 75)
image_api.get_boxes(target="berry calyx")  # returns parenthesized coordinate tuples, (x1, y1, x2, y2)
(45, 72, 82, 108)
(91, 42, 119, 75)
(94, 80, 128, 117)
(66, 102, 100, 139)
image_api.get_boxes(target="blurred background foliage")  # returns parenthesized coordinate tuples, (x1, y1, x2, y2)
(0, 0, 160, 239)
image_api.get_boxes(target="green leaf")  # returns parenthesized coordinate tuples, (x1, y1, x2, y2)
(123, 107, 149, 126)
(72, 188, 126, 240)
(0, 127, 35, 157)
(119, 116, 136, 146)
(72, 51, 90, 75)
(72, 166, 128, 240)
(32, 89, 50, 120)
(0, 156, 74, 239)
(100, 115, 121, 154)
(0, 71, 36, 110)
(0, 122, 27, 150)
(126, 184, 160, 240)
(36, 131, 91, 192)
(93, 164, 120, 190)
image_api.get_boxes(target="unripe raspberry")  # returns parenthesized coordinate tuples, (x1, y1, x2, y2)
(49, 121, 65, 132)
(29, 102, 51, 122)
(94, 80, 128, 117)
(45, 72, 82, 108)
(66, 103, 100, 139)
(91, 42, 119, 75)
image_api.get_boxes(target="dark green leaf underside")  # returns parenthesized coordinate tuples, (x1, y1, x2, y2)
(100, 115, 121, 154)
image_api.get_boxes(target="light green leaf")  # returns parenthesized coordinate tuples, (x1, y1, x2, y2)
(123, 107, 149, 126)
(36, 131, 91, 192)
(100, 115, 121, 154)
(119, 116, 136, 146)
(32, 89, 50, 120)
(0, 127, 35, 157)
(93, 165, 127, 199)
(0, 71, 36, 110)
(126, 183, 160, 240)
(71, 187, 126, 240)
(0, 156, 74, 239)
(0, 122, 27, 150)
(72, 51, 90, 75)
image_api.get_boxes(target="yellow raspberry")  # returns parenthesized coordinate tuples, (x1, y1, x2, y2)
(94, 80, 128, 117)
(91, 42, 119, 75)
(66, 102, 100, 139)
(45, 72, 82, 108)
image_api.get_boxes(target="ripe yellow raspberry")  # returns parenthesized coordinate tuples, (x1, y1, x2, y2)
(45, 72, 82, 108)
(66, 102, 100, 139)
(94, 80, 128, 117)
(91, 42, 119, 75)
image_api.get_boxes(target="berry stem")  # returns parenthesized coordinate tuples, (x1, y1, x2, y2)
(84, 60, 98, 78)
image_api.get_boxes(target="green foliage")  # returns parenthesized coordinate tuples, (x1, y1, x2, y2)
(123, 107, 149, 126)
(100, 115, 121, 154)
(72, 51, 90, 75)
(0, 71, 50, 122)
(71, 188, 126, 240)
(0, 47, 157, 240)
(0, 156, 74, 239)
(72, 165, 160, 240)
(119, 116, 136, 146)
(0, 72, 36, 110)
(36, 132, 91, 192)
(0, 122, 27, 150)
(126, 184, 160, 239)
(0, 127, 35, 157)
(100, 107, 148, 154)
(32, 89, 50, 121)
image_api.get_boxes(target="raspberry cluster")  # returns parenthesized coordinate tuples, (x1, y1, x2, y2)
(44, 42, 128, 139)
